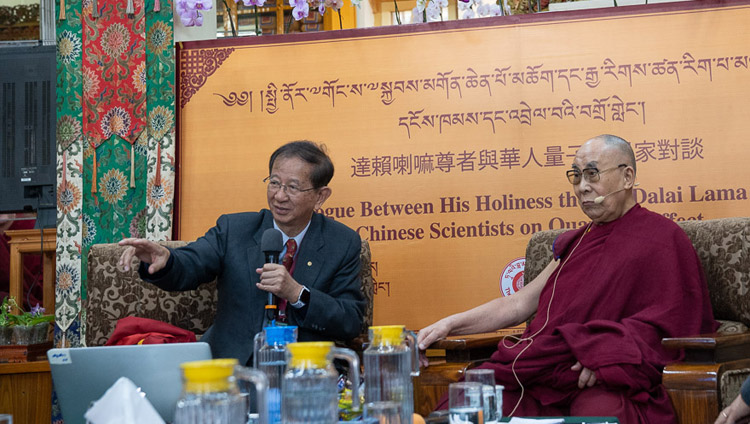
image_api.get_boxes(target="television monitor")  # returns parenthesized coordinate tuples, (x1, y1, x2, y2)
(0, 45, 56, 228)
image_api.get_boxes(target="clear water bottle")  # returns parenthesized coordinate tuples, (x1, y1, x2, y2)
(253, 326, 297, 424)
(174, 358, 268, 424)
(364, 325, 420, 424)
(281, 342, 360, 424)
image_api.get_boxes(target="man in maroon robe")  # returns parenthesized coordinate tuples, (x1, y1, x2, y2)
(418, 135, 718, 424)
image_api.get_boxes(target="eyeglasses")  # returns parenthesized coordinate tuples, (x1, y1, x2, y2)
(566, 164, 627, 185)
(264, 176, 316, 196)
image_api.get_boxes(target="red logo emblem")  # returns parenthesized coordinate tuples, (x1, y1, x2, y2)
(500, 257, 525, 297)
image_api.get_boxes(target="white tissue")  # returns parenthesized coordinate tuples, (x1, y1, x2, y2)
(84, 377, 165, 424)
(507, 419, 564, 424)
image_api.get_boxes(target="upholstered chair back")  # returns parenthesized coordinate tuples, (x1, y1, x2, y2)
(523, 217, 750, 331)
(524, 218, 750, 332)
(84, 239, 373, 346)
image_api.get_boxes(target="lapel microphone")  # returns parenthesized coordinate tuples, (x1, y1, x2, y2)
(261, 228, 283, 321)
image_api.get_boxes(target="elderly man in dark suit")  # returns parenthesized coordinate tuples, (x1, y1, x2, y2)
(118, 141, 365, 364)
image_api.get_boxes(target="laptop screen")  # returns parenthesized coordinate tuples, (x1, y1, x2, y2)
(48, 342, 212, 424)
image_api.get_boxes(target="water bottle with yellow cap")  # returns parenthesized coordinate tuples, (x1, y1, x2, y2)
(364, 325, 420, 424)
(174, 358, 268, 424)
(281, 341, 360, 424)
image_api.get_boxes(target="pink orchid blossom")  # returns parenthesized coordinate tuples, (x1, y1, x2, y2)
(324, 0, 343, 10)
(240, 0, 266, 6)
(176, 0, 210, 26)
(187, 0, 212, 10)
(292, 2, 309, 19)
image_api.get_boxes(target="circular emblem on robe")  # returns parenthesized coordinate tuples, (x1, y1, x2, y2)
(500, 257, 525, 296)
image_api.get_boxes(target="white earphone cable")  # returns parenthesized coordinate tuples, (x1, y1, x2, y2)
(501, 221, 593, 417)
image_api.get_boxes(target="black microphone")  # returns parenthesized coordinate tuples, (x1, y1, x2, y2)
(594, 182, 639, 204)
(260, 228, 283, 321)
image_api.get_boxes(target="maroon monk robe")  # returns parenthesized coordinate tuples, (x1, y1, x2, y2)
(436, 204, 717, 424)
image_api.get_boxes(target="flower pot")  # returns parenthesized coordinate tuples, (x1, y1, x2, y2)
(12, 325, 34, 345)
(0, 326, 12, 345)
(32, 322, 51, 344)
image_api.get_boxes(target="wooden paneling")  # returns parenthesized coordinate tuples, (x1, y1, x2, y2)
(6, 229, 56, 314)
(0, 361, 52, 424)
(414, 361, 471, 416)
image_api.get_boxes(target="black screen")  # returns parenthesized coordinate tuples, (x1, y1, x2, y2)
(0, 45, 56, 228)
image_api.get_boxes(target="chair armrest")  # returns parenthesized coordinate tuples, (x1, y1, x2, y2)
(662, 331, 750, 364)
(427, 332, 514, 362)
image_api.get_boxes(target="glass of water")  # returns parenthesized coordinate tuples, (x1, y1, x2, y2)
(495, 385, 504, 420)
(465, 369, 494, 386)
(465, 369, 497, 424)
(448, 381, 484, 424)
(364, 401, 403, 424)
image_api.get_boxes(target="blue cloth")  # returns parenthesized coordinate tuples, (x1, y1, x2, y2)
(139, 209, 365, 364)
(742, 376, 750, 406)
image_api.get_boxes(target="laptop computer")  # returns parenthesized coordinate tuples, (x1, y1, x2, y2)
(47, 342, 212, 424)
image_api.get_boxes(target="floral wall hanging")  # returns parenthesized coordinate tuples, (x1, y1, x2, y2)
(55, 0, 176, 354)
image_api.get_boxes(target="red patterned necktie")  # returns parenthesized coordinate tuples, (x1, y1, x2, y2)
(282, 239, 297, 272)
(278, 239, 297, 322)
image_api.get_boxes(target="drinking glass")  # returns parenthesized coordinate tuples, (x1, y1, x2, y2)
(495, 385, 504, 420)
(464, 369, 494, 386)
(465, 369, 496, 423)
(448, 381, 484, 424)
(363, 401, 403, 424)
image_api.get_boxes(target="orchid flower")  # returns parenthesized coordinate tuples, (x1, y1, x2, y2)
(425, 0, 441, 21)
(409, 6, 424, 22)
(176, 0, 210, 27)
(187, 0, 212, 10)
(292, 2, 309, 19)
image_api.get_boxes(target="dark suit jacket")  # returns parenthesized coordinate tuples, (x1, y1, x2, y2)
(141, 210, 365, 364)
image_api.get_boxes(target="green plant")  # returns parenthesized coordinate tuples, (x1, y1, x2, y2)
(0, 297, 12, 327)
(0, 296, 54, 327)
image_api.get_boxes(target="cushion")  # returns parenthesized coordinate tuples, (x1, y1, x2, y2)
(84, 238, 374, 346)
(84, 242, 218, 346)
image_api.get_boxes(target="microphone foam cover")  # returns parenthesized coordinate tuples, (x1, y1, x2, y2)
(261, 228, 283, 253)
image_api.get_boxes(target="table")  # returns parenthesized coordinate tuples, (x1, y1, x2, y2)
(498, 418, 619, 423)
(6, 229, 56, 313)
(425, 415, 619, 423)
(0, 360, 52, 423)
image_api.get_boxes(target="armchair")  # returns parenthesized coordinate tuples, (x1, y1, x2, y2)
(522, 216, 750, 424)
(83, 239, 374, 347)
(415, 217, 749, 423)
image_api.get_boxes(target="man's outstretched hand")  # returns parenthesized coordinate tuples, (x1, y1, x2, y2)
(118, 238, 170, 274)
